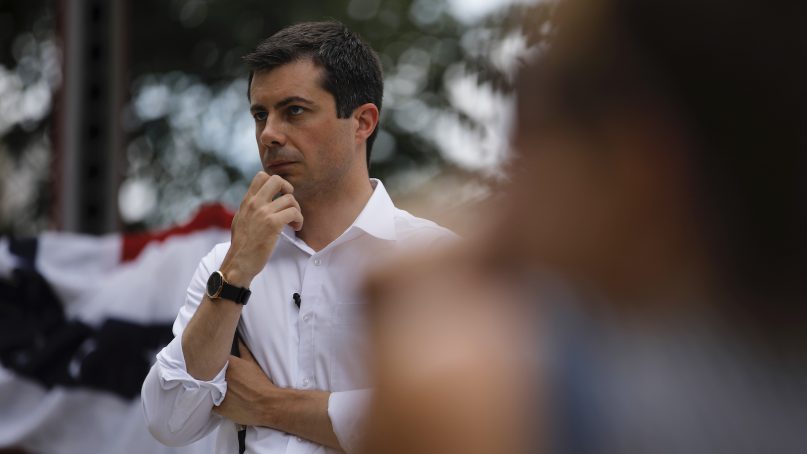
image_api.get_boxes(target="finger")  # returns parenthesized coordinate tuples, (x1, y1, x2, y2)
(238, 339, 256, 362)
(290, 218, 303, 232)
(266, 193, 301, 214)
(228, 354, 244, 366)
(276, 177, 294, 196)
(256, 174, 294, 202)
(274, 206, 304, 232)
(247, 171, 270, 197)
(237, 173, 271, 218)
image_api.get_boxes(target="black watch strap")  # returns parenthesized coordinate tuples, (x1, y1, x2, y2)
(220, 282, 251, 305)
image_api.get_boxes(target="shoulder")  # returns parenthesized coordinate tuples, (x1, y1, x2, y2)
(392, 208, 459, 246)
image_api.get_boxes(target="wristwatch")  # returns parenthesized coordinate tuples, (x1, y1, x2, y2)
(206, 270, 251, 305)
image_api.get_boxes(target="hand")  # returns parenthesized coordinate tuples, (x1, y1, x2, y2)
(215, 342, 341, 448)
(214, 341, 279, 427)
(222, 172, 303, 286)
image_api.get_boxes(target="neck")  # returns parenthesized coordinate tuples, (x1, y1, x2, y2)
(296, 177, 374, 252)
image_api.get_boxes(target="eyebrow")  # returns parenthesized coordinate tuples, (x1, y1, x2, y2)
(250, 96, 315, 113)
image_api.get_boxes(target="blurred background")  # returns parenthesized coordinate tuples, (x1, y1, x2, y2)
(0, 0, 548, 236)
(8, 1, 806, 454)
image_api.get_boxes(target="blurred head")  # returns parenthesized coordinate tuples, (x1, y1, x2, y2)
(506, 0, 807, 335)
(243, 21, 383, 168)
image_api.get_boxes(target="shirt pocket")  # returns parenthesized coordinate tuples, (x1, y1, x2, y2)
(326, 302, 371, 391)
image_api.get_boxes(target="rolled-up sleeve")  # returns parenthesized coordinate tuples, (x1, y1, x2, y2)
(142, 336, 228, 445)
(328, 389, 372, 453)
(141, 243, 228, 446)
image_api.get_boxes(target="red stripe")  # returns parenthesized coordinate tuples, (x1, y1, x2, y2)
(121, 204, 234, 262)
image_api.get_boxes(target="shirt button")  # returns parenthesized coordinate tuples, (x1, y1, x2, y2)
(313, 258, 321, 266)
(303, 313, 312, 322)
(302, 377, 309, 387)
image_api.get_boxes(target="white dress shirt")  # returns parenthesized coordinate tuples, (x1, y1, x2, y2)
(142, 179, 453, 453)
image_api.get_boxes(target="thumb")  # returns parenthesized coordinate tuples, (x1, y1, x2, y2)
(230, 211, 239, 231)
(238, 339, 256, 363)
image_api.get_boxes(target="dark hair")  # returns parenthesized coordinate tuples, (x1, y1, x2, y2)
(243, 21, 384, 168)
(519, 0, 807, 338)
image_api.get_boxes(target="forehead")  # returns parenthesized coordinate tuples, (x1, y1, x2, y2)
(249, 59, 329, 103)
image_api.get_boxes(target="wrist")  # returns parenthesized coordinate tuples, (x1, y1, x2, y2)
(219, 260, 254, 288)
(259, 384, 293, 428)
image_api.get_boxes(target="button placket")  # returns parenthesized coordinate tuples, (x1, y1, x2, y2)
(298, 256, 323, 398)
(296, 292, 316, 397)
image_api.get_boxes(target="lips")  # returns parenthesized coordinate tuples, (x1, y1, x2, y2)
(262, 149, 300, 173)
(265, 160, 297, 171)
(267, 160, 294, 167)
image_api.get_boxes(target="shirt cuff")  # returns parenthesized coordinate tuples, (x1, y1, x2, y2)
(156, 336, 228, 406)
(328, 389, 372, 453)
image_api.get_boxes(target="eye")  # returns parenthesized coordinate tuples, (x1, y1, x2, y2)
(253, 111, 268, 122)
(287, 105, 305, 116)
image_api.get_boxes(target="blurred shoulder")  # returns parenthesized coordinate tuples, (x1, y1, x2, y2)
(392, 208, 458, 246)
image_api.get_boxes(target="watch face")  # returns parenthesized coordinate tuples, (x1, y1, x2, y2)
(207, 271, 223, 298)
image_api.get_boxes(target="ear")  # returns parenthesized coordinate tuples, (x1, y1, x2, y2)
(353, 103, 380, 145)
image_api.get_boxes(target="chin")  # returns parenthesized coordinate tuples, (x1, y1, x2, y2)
(264, 168, 290, 178)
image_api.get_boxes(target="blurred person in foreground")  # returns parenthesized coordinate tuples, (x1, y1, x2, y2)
(361, 0, 807, 452)
(141, 22, 452, 454)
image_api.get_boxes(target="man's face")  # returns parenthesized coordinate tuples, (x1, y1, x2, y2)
(249, 59, 358, 199)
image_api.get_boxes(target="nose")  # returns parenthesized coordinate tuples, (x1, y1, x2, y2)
(259, 116, 287, 149)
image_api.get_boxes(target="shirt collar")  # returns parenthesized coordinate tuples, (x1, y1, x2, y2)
(280, 178, 397, 248)
(351, 178, 397, 241)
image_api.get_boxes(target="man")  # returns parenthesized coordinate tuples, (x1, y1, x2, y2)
(141, 21, 452, 453)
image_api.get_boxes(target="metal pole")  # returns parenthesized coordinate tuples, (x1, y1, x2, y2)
(56, 0, 124, 234)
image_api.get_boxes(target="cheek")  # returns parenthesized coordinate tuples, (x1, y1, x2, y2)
(255, 124, 263, 147)
(317, 121, 358, 159)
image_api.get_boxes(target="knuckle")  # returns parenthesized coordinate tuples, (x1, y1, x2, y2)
(254, 173, 268, 185)
(257, 205, 272, 218)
